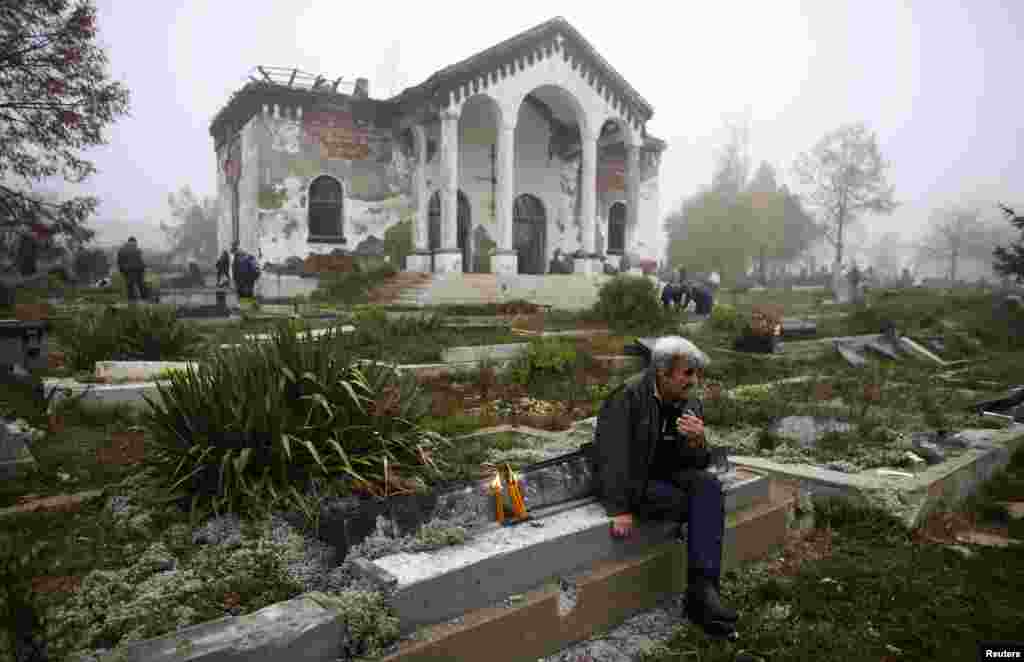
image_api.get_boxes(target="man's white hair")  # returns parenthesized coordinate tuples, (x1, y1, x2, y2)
(650, 336, 710, 374)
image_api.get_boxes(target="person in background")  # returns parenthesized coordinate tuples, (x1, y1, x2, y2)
(691, 281, 714, 316)
(234, 250, 261, 298)
(116, 237, 147, 301)
(215, 250, 230, 287)
(230, 242, 242, 286)
(662, 281, 691, 312)
(186, 260, 203, 288)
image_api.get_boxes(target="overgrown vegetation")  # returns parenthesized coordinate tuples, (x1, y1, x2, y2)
(310, 263, 397, 304)
(3, 283, 1024, 661)
(640, 451, 1024, 662)
(593, 274, 671, 332)
(55, 305, 205, 371)
(141, 320, 445, 528)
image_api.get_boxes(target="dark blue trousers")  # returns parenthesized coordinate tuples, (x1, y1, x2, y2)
(641, 471, 725, 581)
(692, 287, 714, 315)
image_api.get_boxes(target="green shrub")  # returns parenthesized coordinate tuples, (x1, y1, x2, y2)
(310, 263, 397, 304)
(140, 322, 443, 528)
(592, 274, 666, 332)
(56, 305, 204, 371)
(709, 303, 743, 334)
(383, 219, 413, 270)
(509, 337, 578, 385)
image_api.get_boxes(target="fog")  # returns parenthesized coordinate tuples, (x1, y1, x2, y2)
(67, 1, 1023, 275)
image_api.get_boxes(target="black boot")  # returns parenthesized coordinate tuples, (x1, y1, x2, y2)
(686, 575, 738, 624)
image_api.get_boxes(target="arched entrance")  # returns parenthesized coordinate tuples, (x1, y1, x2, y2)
(608, 202, 626, 255)
(428, 191, 471, 272)
(308, 175, 344, 241)
(513, 194, 546, 274)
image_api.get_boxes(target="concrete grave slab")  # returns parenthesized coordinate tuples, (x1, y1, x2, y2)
(362, 471, 768, 634)
(83, 592, 347, 662)
(731, 424, 1024, 528)
(441, 343, 530, 364)
(954, 531, 1021, 548)
(95, 360, 200, 382)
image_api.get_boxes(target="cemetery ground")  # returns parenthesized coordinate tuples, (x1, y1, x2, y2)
(1, 275, 1023, 661)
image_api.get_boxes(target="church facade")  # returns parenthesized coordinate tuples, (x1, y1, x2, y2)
(209, 17, 666, 275)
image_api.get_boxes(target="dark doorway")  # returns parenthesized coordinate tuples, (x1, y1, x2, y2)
(608, 201, 626, 254)
(513, 194, 547, 274)
(308, 176, 344, 241)
(428, 190, 471, 272)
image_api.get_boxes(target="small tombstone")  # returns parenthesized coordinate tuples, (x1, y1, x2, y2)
(865, 339, 900, 361)
(734, 304, 784, 353)
(880, 319, 898, 342)
(750, 304, 784, 337)
(813, 382, 835, 401)
(863, 383, 882, 403)
(834, 341, 867, 367)
(768, 416, 854, 451)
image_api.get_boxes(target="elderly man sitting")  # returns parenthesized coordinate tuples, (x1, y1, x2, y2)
(593, 336, 738, 637)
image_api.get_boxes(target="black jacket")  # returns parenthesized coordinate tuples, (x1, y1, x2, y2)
(593, 368, 708, 517)
(117, 243, 145, 272)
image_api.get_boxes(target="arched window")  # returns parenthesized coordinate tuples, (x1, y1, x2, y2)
(608, 202, 626, 254)
(307, 176, 345, 242)
(513, 194, 547, 274)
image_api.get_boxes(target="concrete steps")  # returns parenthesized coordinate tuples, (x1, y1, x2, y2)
(369, 273, 435, 305)
(411, 274, 615, 310)
(376, 477, 805, 662)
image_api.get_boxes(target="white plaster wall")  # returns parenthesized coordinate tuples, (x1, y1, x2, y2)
(218, 41, 663, 272)
(215, 143, 231, 255)
(637, 176, 660, 257)
(238, 118, 261, 256)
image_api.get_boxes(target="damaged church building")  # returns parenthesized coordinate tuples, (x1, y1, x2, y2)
(209, 17, 665, 276)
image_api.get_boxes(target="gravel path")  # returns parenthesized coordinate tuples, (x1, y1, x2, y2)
(536, 593, 691, 662)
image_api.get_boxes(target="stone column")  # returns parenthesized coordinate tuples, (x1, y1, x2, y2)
(625, 143, 640, 261)
(406, 124, 432, 273)
(435, 109, 462, 274)
(491, 122, 518, 276)
(574, 129, 600, 276)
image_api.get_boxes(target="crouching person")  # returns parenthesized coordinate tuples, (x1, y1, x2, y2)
(593, 336, 738, 637)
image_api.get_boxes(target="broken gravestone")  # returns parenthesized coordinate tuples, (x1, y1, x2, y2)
(834, 341, 867, 367)
(734, 305, 784, 353)
(0, 417, 40, 479)
(768, 416, 854, 451)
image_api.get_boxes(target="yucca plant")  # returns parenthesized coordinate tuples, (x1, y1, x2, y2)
(139, 320, 444, 529)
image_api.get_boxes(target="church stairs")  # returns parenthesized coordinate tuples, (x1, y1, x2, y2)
(366, 272, 434, 305)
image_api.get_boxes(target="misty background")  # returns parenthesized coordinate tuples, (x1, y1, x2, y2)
(57, 0, 1022, 278)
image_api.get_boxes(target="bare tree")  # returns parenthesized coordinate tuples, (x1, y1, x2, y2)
(161, 186, 219, 265)
(793, 123, 898, 293)
(919, 204, 1016, 282)
(711, 113, 752, 202)
(866, 231, 908, 281)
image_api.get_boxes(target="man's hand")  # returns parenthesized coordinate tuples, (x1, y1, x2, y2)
(677, 414, 706, 448)
(611, 513, 634, 538)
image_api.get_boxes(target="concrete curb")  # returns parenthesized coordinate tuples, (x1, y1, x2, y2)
(80, 593, 347, 662)
(376, 480, 800, 662)
(731, 425, 1024, 527)
(362, 472, 769, 635)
